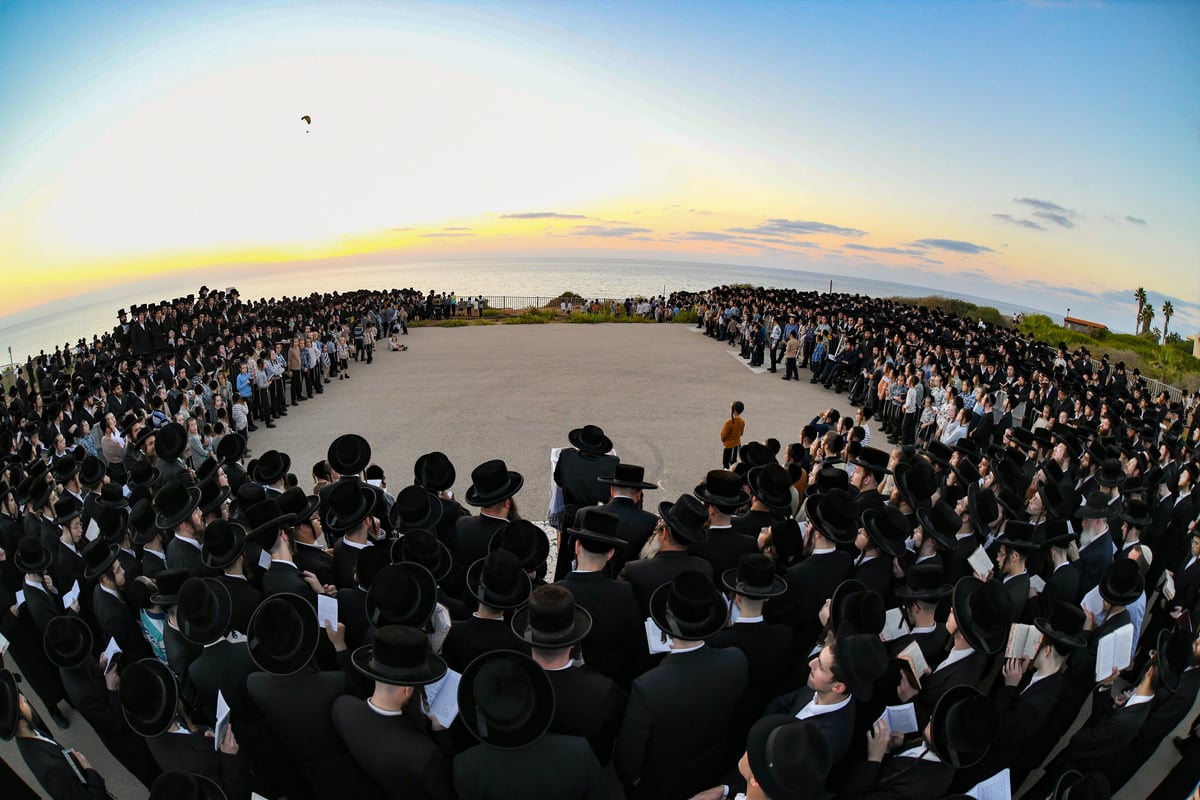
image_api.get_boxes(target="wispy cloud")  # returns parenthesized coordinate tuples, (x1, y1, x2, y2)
(992, 213, 1045, 231)
(1013, 197, 1079, 229)
(569, 225, 654, 238)
(390, 227, 413, 232)
(729, 218, 868, 238)
(499, 212, 587, 220)
(1124, 215, 1147, 225)
(418, 232, 474, 238)
(442, 226, 471, 231)
(673, 231, 738, 242)
(911, 238, 994, 254)
(844, 243, 928, 256)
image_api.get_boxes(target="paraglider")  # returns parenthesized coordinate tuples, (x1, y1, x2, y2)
(300, 115, 311, 132)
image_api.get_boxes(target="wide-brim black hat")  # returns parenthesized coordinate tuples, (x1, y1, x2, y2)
(803, 489, 859, 545)
(79, 456, 107, 488)
(1053, 770, 1111, 800)
(658, 493, 709, 546)
(51, 497, 84, 527)
(388, 485, 443, 531)
(967, 483, 999, 538)
(649, 570, 727, 641)
(242, 498, 297, 550)
(746, 714, 833, 800)
(894, 459, 936, 511)
(413, 451, 455, 493)
(0, 670, 19, 741)
(126, 460, 161, 490)
(81, 539, 119, 580)
(95, 504, 131, 544)
(464, 459, 524, 507)
(216, 433, 246, 465)
(830, 579, 884, 638)
(149, 568, 191, 607)
(597, 462, 657, 490)
(833, 632, 889, 700)
(458, 650, 554, 749)
(393, 529, 454, 582)
(154, 480, 201, 530)
(201, 520, 248, 570)
(747, 464, 794, 511)
(694, 469, 751, 509)
(44, 614, 94, 670)
(367, 562, 439, 628)
(119, 658, 179, 737)
(862, 506, 911, 559)
(465, 552, 532, 611)
(568, 424, 613, 455)
(247, 593, 319, 675)
(327, 433, 371, 476)
(52, 454, 81, 484)
(13, 537, 52, 573)
(720, 555, 787, 599)
(488, 520, 550, 570)
(512, 597, 593, 649)
(995, 520, 1040, 554)
(128, 498, 159, 545)
(197, 477, 231, 517)
(1034, 602, 1088, 651)
(277, 486, 320, 526)
(916, 501, 961, 552)
(352, 624, 447, 687)
(155, 423, 188, 461)
(176, 577, 233, 646)
(953, 576, 1013, 655)
(1098, 558, 1144, 607)
(929, 685, 999, 769)
(253, 450, 291, 485)
(567, 507, 626, 550)
(95, 483, 129, 509)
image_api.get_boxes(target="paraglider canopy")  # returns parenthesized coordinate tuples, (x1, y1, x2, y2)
(301, 115, 311, 124)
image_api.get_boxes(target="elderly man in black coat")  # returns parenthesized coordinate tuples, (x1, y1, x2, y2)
(595, 463, 660, 578)
(620, 493, 714, 617)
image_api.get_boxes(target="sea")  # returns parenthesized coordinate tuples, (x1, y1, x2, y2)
(0, 257, 1053, 365)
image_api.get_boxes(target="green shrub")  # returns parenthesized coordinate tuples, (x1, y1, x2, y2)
(482, 308, 505, 318)
(672, 310, 699, 324)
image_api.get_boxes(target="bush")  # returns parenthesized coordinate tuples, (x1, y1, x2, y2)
(502, 309, 556, 325)
(672, 310, 699, 324)
(482, 308, 505, 318)
(888, 296, 1008, 329)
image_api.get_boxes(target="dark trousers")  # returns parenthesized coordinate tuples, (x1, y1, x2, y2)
(722, 446, 739, 469)
(785, 357, 799, 380)
(290, 370, 303, 403)
(902, 411, 918, 444)
(768, 342, 780, 371)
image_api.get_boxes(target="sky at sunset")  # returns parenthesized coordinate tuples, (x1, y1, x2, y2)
(2, 1, 1197, 333)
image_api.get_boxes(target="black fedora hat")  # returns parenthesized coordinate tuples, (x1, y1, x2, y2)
(803, 488, 859, 545)
(388, 485, 443, 532)
(597, 462, 657, 491)
(413, 451, 455, 493)
(833, 632, 889, 700)
(126, 460, 161, 490)
(119, 658, 179, 737)
(81, 537, 119, 580)
(26, 477, 54, 512)
(277, 486, 320, 527)
(1156, 627, 1194, 693)
(1098, 558, 1144, 607)
(465, 551, 531, 611)
(247, 593, 319, 675)
(367, 562, 438, 628)
(694, 469, 751, 509)
(216, 432, 246, 465)
(195, 456, 220, 483)
(95, 483, 129, 509)
(1051, 429, 1082, 459)
(952, 437, 983, 463)
(1039, 518, 1075, 550)
(394, 528, 453, 581)
(923, 440, 953, 469)
(929, 685, 999, 768)
(153, 479, 200, 530)
(175, 577, 233, 645)
(0, 670, 17, 741)
(568, 424, 613, 455)
(458, 650, 554, 749)
(1053, 771, 1111, 800)
(649, 570, 727, 641)
(747, 464, 794, 511)
(79, 456, 106, 488)
(327, 433, 371, 476)
(1118, 497, 1152, 529)
(568, 507, 625, 551)
(746, 715, 833, 800)
(148, 773, 227, 800)
(1035, 601, 1088, 651)
(13, 537, 52, 574)
(155, 423, 187, 461)
(128, 498, 158, 545)
(352, 624, 447, 686)
(852, 446, 893, 477)
(197, 476, 230, 517)
(94, 504, 131, 543)
(52, 454, 81, 484)
(201, 520, 247, 570)
(51, 496, 83, 527)
(894, 458, 937, 510)
(512, 584, 593, 648)
(862, 506, 912, 559)
(464, 459, 524, 507)
(895, 562, 953, 603)
(657, 493, 709, 546)
(1037, 479, 1073, 520)
(489, 520, 550, 571)
(242, 498, 296, 551)
(830, 579, 885, 638)
(967, 483, 999, 537)
(253, 450, 291, 485)
(721, 552, 787, 599)
(1075, 491, 1117, 520)
(1096, 458, 1127, 489)
(324, 478, 376, 533)
(916, 501, 961, 552)
(952, 576, 1013, 655)
(149, 568, 191, 607)
(44, 614, 93, 670)
(995, 520, 1040, 555)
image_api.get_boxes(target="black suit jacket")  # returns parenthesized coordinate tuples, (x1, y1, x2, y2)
(91, 585, 153, 663)
(453, 733, 607, 800)
(622, 550, 714, 618)
(763, 685, 856, 764)
(1027, 563, 1081, 621)
(141, 548, 168, 579)
(730, 509, 775, 539)
(146, 730, 248, 800)
(887, 623, 950, 666)
(852, 555, 893, 602)
(558, 570, 646, 688)
(546, 665, 628, 765)
(213, 575, 264, 635)
(1076, 535, 1113, 597)
(689, 527, 759, 579)
(187, 639, 257, 715)
(331, 696, 454, 800)
(247, 670, 381, 799)
(765, 550, 853, 655)
(59, 666, 160, 787)
(293, 542, 337, 587)
(452, 514, 508, 567)
(709, 619, 794, 714)
(554, 449, 618, 509)
(262, 560, 316, 606)
(1063, 685, 1155, 772)
(614, 644, 748, 799)
(166, 537, 210, 577)
(14, 736, 108, 800)
(1002, 572, 1030, 623)
(841, 754, 954, 800)
(332, 539, 374, 590)
(22, 580, 63, 633)
(440, 615, 530, 674)
(915, 649, 990, 727)
(599, 497, 659, 576)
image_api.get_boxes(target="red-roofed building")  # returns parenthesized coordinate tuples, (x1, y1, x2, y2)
(1063, 316, 1108, 335)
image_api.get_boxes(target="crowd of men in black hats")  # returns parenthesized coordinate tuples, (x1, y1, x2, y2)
(0, 283, 1198, 800)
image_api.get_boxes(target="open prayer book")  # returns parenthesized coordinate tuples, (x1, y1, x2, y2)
(215, 691, 231, 753)
(875, 702, 919, 735)
(881, 608, 910, 643)
(1005, 624, 1043, 659)
(645, 617, 673, 654)
(1029, 574, 1046, 594)
(897, 641, 928, 689)
(1095, 624, 1134, 683)
(967, 546, 993, 578)
(422, 669, 462, 728)
(967, 768, 1012, 800)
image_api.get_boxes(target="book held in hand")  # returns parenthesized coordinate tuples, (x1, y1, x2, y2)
(881, 608, 910, 643)
(1005, 624, 1043, 659)
(967, 546, 993, 577)
(875, 702, 919, 735)
(422, 669, 462, 728)
(897, 641, 928, 689)
(645, 617, 673, 654)
(1095, 624, 1135, 683)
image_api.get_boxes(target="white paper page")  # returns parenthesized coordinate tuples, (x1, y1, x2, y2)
(967, 546, 993, 577)
(317, 594, 338, 630)
(14, 590, 24, 608)
(877, 702, 920, 735)
(1162, 573, 1176, 602)
(214, 691, 231, 752)
(62, 581, 81, 610)
(645, 617, 673, 654)
(84, 518, 101, 542)
(258, 549, 272, 570)
(967, 769, 1012, 800)
(881, 608, 910, 642)
(1111, 624, 1134, 671)
(0, 631, 9, 658)
(101, 637, 122, 674)
(1029, 575, 1046, 594)
(1080, 587, 1106, 623)
(425, 669, 462, 728)
(898, 641, 928, 685)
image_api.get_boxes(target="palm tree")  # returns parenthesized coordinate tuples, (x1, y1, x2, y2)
(1161, 300, 1174, 344)
(1141, 303, 1155, 336)
(1134, 288, 1148, 333)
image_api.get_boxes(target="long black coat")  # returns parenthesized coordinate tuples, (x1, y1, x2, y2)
(453, 734, 608, 800)
(709, 619, 795, 718)
(840, 754, 955, 800)
(764, 549, 853, 656)
(331, 695, 455, 800)
(212, 574, 264, 635)
(91, 585, 153, 663)
(145, 730, 248, 800)
(546, 665, 628, 765)
(622, 550, 714, 618)
(763, 685, 856, 764)
(440, 615, 530, 674)
(557, 570, 646, 688)
(598, 496, 658, 577)
(452, 514, 508, 567)
(689, 527, 759, 579)
(14, 736, 109, 800)
(58, 665, 160, 788)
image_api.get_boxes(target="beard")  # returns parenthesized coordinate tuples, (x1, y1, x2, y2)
(639, 534, 662, 561)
